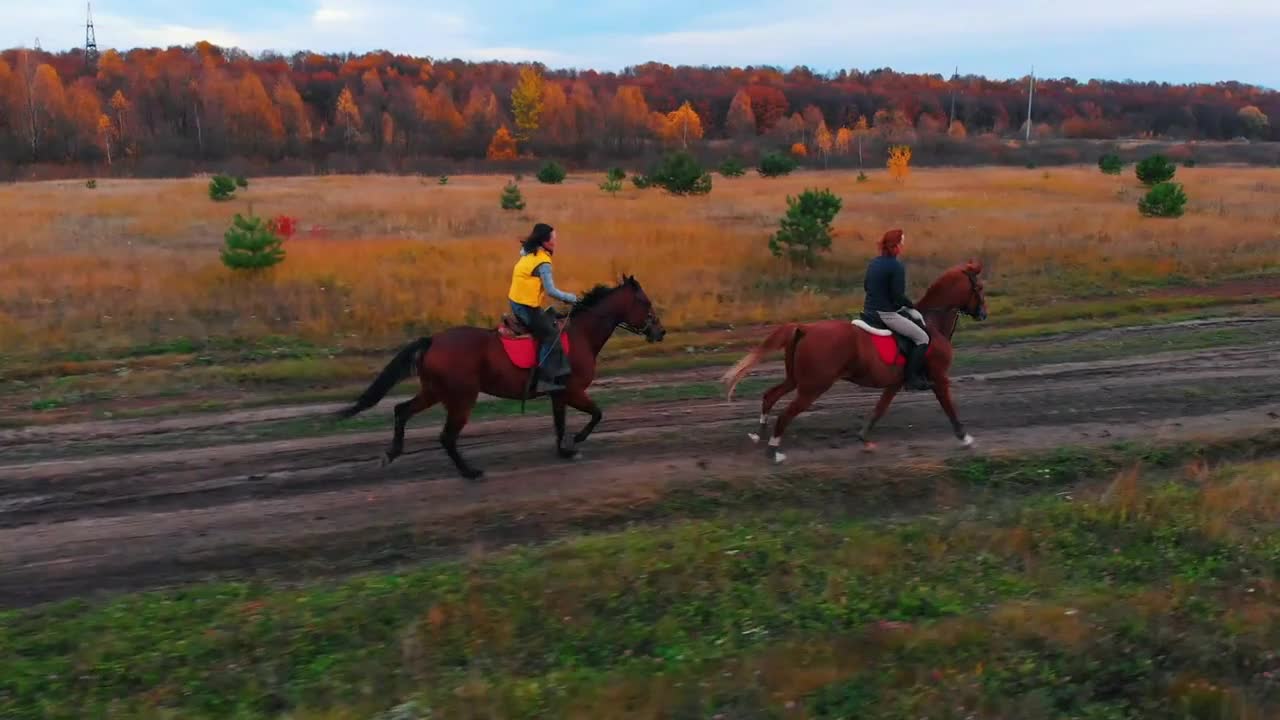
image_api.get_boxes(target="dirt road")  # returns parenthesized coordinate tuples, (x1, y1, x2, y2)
(3, 320, 1280, 607)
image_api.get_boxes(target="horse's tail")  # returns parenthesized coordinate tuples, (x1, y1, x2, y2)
(335, 336, 431, 419)
(721, 323, 802, 401)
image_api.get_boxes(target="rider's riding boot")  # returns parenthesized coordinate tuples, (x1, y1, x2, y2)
(904, 344, 933, 391)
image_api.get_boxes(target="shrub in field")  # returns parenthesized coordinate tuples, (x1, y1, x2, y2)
(1136, 154, 1176, 185)
(500, 181, 526, 210)
(646, 151, 712, 195)
(769, 188, 842, 266)
(536, 161, 566, 184)
(1138, 182, 1188, 218)
(758, 151, 798, 177)
(209, 174, 237, 201)
(718, 156, 746, 177)
(234, 176, 249, 189)
(606, 167, 626, 182)
(599, 176, 623, 196)
(438, 175, 449, 185)
(856, 171, 869, 183)
(221, 212, 285, 271)
(887, 145, 912, 182)
(85, 179, 97, 189)
(1098, 153, 1123, 175)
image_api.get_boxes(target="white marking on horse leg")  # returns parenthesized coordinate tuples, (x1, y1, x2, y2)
(773, 451, 787, 464)
(759, 413, 768, 425)
(768, 436, 781, 447)
(961, 434, 975, 448)
(747, 432, 761, 444)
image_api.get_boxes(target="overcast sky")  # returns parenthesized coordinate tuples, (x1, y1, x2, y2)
(3, 0, 1277, 86)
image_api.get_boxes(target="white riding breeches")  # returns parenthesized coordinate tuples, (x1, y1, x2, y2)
(877, 311, 929, 346)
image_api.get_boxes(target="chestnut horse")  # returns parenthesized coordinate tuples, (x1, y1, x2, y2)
(721, 260, 988, 462)
(336, 276, 665, 480)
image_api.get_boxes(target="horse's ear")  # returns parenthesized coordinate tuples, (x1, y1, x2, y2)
(966, 258, 983, 274)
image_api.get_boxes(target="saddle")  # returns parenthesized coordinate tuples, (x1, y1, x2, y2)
(497, 309, 568, 339)
(852, 309, 930, 367)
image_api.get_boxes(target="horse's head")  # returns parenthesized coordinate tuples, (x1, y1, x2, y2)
(925, 259, 988, 321)
(616, 275, 666, 342)
(957, 260, 988, 321)
(571, 275, 666, 342)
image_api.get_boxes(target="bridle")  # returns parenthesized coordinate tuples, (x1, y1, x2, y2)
(569, 288, 661, 339)
(619, 306, 659, 338)
(922, 269, 986, 340)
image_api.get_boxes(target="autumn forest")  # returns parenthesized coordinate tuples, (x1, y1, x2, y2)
(0, 41, 1277, 177)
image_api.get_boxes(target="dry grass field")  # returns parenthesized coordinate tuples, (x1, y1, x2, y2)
(2, 165, 1278, 360)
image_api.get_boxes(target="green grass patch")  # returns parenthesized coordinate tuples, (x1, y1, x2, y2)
(4, 438, 1280, 719)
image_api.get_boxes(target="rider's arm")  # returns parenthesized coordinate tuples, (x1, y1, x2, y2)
(891, 262, 913, 309)
(535, 263, 578, 304)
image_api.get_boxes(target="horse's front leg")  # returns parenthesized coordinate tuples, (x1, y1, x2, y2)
(565, 387, 603, 445)
(551, 392, 581, 459)
(930, 376, 974, 448)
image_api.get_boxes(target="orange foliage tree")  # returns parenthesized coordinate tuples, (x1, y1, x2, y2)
(834, 126, 852, 157)
(790, 142, 808, 157)
(887, 145, 912, 182)
(486, 125, 519, 160)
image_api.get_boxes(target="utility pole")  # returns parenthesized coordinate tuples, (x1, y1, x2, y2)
(948, 65, 958, 130)
(1025, 65, 1035, 142)
(85, 2, 100, 73)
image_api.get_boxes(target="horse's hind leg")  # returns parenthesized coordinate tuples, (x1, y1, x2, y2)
(749, 378, 796, 445)
(857, 386, 900, 452)
(767, 378, 835, 463)
(384, 387, 437, 466)
(440, 389, 484, 481)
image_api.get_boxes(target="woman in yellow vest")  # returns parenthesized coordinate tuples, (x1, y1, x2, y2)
(509, 223, 579, 392)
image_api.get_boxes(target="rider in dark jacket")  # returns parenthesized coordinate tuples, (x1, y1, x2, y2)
(863, 229, 932, 391)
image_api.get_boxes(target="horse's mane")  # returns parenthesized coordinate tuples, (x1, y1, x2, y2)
(568, 275, 642, 318)
(569, 284, 616, 316)
(919, 260, 982, 306)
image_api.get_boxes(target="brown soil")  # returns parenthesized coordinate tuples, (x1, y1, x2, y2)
(2, 338, 1279, 607)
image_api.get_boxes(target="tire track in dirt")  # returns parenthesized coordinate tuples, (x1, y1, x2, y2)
(2, 340, 1279, 607)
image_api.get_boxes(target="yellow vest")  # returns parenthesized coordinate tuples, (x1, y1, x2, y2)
(508, 249, 552, 307)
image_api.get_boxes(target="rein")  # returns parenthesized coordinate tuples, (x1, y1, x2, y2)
(920, 269, 983, 341)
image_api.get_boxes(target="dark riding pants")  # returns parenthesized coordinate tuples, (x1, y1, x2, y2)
(510, 301, 569, 382)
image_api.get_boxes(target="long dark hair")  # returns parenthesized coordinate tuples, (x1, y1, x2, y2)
(521, 223, 554, 254)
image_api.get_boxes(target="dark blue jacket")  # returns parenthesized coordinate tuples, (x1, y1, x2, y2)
(863, 255, 913, 315)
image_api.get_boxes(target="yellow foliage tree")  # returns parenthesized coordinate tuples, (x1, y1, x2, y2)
(334, 86, 362, 148)
(511, 66, 544, 143)
(814, 121, 833, 167)
(852, 115, 870, 170)
(486, 125, 519, 160)
(662, 100, 704, 148)
(887, 145, 912, 183)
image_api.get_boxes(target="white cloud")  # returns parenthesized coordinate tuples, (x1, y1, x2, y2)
(0, 0, 1274, 85)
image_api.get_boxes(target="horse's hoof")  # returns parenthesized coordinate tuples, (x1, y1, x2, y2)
(747, 432, 760, 444)
(862, 442, 878, 453)
(961, 434, 975, 448)
(558, 448, 581, 460)
(381, 452, 397, 467)
(461, 468, 485, 482)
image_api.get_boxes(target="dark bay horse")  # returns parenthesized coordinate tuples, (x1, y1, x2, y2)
(337, 276, 665, 479)
(721, 260, 988, 462)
